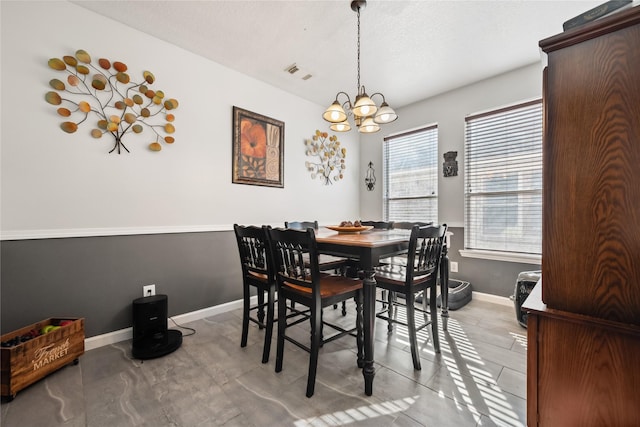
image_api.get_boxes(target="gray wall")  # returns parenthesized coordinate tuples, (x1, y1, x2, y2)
(446, 227, 540, 298)
(1, 232, 240, 337)
(359, 64, 544, 300)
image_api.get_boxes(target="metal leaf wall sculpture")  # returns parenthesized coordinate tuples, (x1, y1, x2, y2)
(45, 49, 179, 154)
(304, 130, 346, 185)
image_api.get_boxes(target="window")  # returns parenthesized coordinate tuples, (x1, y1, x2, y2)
(464, 99, 542, 256)
(383, 125, 438, 222)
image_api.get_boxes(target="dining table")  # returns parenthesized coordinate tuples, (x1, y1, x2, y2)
(315, 226, 450, 396)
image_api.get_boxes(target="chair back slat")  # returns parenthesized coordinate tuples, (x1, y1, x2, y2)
(268, 227, 320, 294)
(406, 224, 447, 281)
(234, 224, 272, 279)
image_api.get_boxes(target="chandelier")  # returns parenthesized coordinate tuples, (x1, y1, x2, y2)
(322, 0, 397, 133)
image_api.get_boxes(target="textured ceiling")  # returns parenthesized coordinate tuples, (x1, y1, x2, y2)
(73, 0, 603, 109)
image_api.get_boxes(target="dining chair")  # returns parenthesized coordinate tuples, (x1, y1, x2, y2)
(382, 221, 434, 266)
(233, 224, 276, 364)
(374, 223, 447, 370)
(392, 221, 433, 230)
(285, 220, 352, 315)
(360, 220, 394, 229)
(266, 226, 363, 398)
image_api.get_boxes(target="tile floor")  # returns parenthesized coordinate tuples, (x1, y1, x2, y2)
(1, 296, 527, 426)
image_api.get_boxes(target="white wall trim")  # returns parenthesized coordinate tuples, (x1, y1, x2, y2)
(1, 221, 361, 241)
(84, 296, 252, 351)
(472, 291, 513, 307)
(1, 225, 233, 241)
(460, 249, 541, 265)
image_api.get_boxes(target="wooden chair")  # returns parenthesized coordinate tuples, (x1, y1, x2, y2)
(392, 221, 433, 230)
(233, 224, 277, 363)
(360, 220, 394, 229)
(266, 227, 363, 397)
(382, 221, 434, 266)
(375, 224, 447, 370)
(285, 220, 351, 315)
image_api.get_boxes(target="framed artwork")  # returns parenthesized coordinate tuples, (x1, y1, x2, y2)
(232, 106, 284, 188)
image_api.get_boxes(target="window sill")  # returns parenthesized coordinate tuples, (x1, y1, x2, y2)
(459, 249, 541, 265)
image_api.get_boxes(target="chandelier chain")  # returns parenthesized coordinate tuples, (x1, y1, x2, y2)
(356, 5, 361, 94)
(322, 0, 397, 132)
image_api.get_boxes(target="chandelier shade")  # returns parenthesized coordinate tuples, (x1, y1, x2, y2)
(374, 102, 398, 124)
(330, 120, 352, 132)
(352, 91, 377, 118)
(322, 0, 397, 133)
(322, 100, 348, 123)
(359, 117, 380, 133)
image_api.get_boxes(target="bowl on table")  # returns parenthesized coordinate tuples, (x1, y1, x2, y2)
(326, 225, 374, 234)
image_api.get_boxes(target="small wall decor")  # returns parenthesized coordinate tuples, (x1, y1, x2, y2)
(304, 130, 346, 185)
(232, 107, 284, 188)
(45, 49, 179, 154)
(443, 151, 458, 177)
(365, 161, 376, 191)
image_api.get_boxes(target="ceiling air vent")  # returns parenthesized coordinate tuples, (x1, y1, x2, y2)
(284, 64, 299, 74)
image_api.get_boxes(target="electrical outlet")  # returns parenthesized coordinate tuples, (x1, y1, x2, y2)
(143, 284, 156, 297)
(450, 262, 459, 273)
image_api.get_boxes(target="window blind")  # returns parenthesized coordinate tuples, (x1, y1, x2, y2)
(383, 125, 438, 222)
(464, 100, 542, 255)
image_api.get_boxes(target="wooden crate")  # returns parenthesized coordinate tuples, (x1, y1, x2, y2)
(1, 318, 84, 400)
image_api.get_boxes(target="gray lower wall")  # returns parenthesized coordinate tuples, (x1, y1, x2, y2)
(447, 227, 541, 298)
(1, 232, 241, 337)
(1, 227, 540, 337)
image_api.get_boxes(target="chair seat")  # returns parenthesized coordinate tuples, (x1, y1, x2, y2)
(380, 254, 409, 266)
(283, 274, 362, 299)
(375, 265, 433, 287)
(247, 270, 270, 283)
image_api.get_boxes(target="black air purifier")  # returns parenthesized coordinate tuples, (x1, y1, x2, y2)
(132, 294, 182, 359)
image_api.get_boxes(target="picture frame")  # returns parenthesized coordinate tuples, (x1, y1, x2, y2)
(232, 106, 284, 188)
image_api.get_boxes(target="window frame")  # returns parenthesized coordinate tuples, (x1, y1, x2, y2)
(462, 99, 543, 264)
(383, 124, 439, 223)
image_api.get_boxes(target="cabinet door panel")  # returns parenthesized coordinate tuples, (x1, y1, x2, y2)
(542, 22, 640, 325)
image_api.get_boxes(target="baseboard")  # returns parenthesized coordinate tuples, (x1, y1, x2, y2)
(84, 296, 252, 351)
(472, 291, 513, 307)
(85, 292, 512, 351)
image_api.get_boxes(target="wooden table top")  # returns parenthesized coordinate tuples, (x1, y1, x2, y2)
(315, 227, 410, 248)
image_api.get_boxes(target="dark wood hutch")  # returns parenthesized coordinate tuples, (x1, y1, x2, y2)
(524, 5, 640, 426)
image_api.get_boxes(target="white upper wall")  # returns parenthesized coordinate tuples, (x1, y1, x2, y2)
(359, 62, 544, 227)
(0, 1, 361, 239)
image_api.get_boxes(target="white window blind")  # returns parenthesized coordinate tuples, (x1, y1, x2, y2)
(464, 99, 542, 255)
(383, 125, 438, 222)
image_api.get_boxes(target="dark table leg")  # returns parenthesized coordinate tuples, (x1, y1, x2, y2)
(440, 245, 449, 331)
(362, 269, 376, 396)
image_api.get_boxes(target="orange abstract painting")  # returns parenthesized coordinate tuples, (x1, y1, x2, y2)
(232, 107, 284, 187)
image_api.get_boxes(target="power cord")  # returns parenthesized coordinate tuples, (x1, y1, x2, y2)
(169, 317, 196, 336)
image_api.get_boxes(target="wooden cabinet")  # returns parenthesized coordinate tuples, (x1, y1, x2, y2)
(525, 6, 640, 426)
